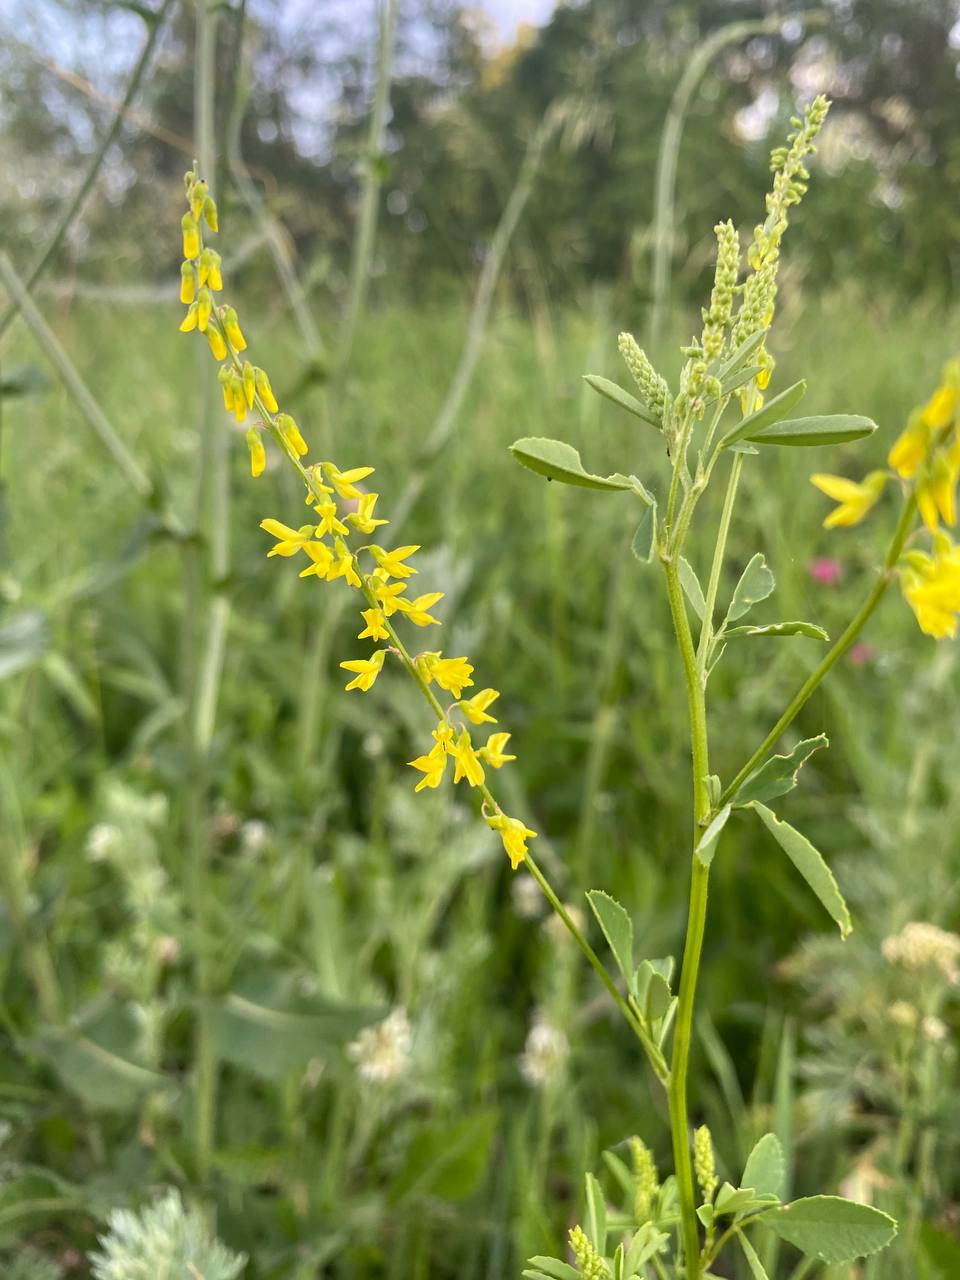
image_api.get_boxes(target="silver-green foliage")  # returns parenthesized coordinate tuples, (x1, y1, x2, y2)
(89, 1190, 246, 1280)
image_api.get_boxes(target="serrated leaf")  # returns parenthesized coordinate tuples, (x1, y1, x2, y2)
(748, 414, 877, 447)
(738, 1230, 771, 1279)
(726, 554, 775, 622)
(696, 804, 731, 868)
(587, 890, 633, 984)
(584, 1172, 607, 1251)
(734, 737, 828, 806)
(763, 1196, 897, 1262)
(724, 620, 828, 641)
(583, 375, 660, 427)
(716, 1183, 758, 1216)
(631, 502, 657, 563)
(679, 557, 706, 620)
(719, 381, 807, 449)
(510, 437, 650, 497)
(750, 803, 852, 938)
(741, 1134, 786, 1200)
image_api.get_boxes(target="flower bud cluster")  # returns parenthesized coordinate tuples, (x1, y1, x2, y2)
(617, 332, 670, 426)
(568, 1225, 609, 1280)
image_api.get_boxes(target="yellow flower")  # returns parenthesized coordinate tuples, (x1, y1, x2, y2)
(340, 648, 387, 692)
(324, 462, 375, 501)
(916, 452, 959, 532)
(408, 733, 448, 791)
(395, 592, 443, 627)
(922, 382, 959, 430)
(179, 302, 198, 333)
(371, 545, 420, 580)
(277, 413, 308, 458)
(888, 410, 931, 479)
(246, 427, 266, 478)
(314, 498, 348, 537)
(198, 247, 222, 290)
(485, 812, 537, 870)
(418, 653, 474, 698)
(181, 212, 200, 259)
(371, 578, 407, 616)
(348, 492, 389, 534)
(358, 607, 389, 641)
(328, 538, 361, 588)
(206, 328, 227, 360)
(260, 519, 316, 557)
(299, 541, 335, 579)
(197, 287, 213, 332)
(478, 731, 515, 768)
(900, 537, 960, 639)
(459, 688, 499, 725)
(180, 262, 196, 305)
(221, 305, 247, 352)
(254, 367, 278, 413)
(810, 471, 888, 528)
(448, 730, 485, 787)
(189, 179, 208, 222)
(242, 361, 256, 408)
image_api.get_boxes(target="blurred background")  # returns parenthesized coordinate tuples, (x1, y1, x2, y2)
(1, 1, 960, 1277)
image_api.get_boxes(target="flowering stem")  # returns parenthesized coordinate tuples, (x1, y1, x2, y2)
(663, 555, 712, 1279)
(696, 452, 743, 670)
(719, 492, 917, 807)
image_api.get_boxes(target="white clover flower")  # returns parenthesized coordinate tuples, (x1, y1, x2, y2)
(922, 1015, 948, 1043)
(347, 1009, 412, 1084)
(519, 1013, 569, 1088)
(86, 823, 122, 862)
(881, 921, 960, 982)
(89, 1189, 245, 1280)
(887, 1000, 918, 1028)
(240, 819, 271, 854)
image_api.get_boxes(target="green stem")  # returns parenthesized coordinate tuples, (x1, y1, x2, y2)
(663, 558, 712, 1279)
(696, 452, 743, 669)
(0, 0, 175, 341)
(720, 493, 917, 807)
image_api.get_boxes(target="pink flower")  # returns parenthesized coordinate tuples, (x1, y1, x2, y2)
(848, 642, 876, 667)
(808, 557, 843, 586)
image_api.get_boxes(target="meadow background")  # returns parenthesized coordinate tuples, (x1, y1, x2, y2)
(1, 1, 959, 1277)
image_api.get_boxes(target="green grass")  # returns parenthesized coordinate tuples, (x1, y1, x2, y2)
(0, 284, 958, 1277)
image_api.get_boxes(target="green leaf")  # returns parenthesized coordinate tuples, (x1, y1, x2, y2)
(763, 1196, 897, 1262)
(584, 1172, 607, 1251)
(644, 971, 673, 1022)
(719, 381, 807, 450)
(750, 803, 852, 938)
(679, 557, 706, 620)
(0, 609, 49, 681)
(741, 1134, 786, 1200)
(524, 1261, 579, 1280)
(696, 804, 732, 868)
(719, 364, 764, 397)
(392, 1110, 497, 1202)
(587, 890, 633, 984)
(583, 375, 660, 427)
(206, 992, 383, 1081)
(724, 620, 828, 641)
(919, 1222, 960, 1275)
(631, 503, 657, 563)
(748, 414, 877, 447)
(734, 738, 828, 807)
(715, 330, 766, 381)
(0, 363, 51, 399)
(26, 1029, 166, 1113)
(727, 554, 775, 622)
(738, 1230, 771, 1279)
(715, 1183, 758, 1216)
(510, 437, 650, 496)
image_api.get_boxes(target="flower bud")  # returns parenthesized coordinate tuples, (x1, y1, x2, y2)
(190, 179, 208, 223)
(202, 194, 219, 232)
(254, 367, 278, 413)
(246, 427, 266, 478)
(181, 212, 200, 260)
(242, 361, 256, 408)
(179, 262, 196, 305)
(197, 287, 214, 333)
(278, 412, 308, 458)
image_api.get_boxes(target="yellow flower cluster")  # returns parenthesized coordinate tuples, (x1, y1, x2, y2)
(176, 167, 535, 870)
(810, 359, 960, 639)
